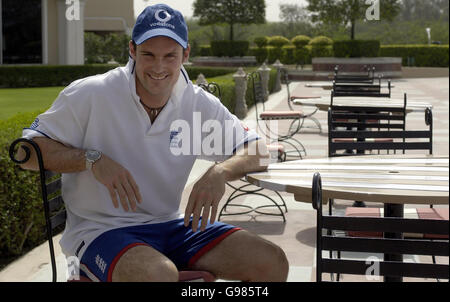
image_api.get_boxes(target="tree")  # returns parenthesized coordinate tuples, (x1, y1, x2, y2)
(278, 3, 313, 39)
(193, 0, 266, 41)
(307, 0, 402, 40)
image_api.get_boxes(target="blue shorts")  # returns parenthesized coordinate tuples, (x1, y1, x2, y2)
(79, 218, 240, 282)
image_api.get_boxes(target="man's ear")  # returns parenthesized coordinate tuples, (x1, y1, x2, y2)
(182, 44, 191, 63)
(129, 40, 136, 60)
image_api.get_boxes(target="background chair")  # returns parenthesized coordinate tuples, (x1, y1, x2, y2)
(197, 82, 288, 222)
(312, 172, 449, 282)
(333, 65, 376, 84)
(9, 138, 216, 282)
(249, 71, 306, 160)
(326, 104, 435, 280)
(281, 68, 322, 133)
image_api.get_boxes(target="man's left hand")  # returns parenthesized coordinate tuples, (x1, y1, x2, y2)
(184, 164, 227, 232)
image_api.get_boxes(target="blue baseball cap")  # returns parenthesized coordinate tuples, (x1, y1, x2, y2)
(132, 4, 188, 49)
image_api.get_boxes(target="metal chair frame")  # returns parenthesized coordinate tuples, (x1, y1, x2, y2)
(249, 71, 306, 159)
(9, 138, 216, 282)
(333, 65, 377, 84)
(326, 102, 434, 281)
(197, 82, 288, 222)
(282, 68, 322, 133)
(312, 172, 449, 282)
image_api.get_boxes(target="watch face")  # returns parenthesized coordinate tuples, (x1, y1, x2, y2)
(86, 150, 101, 161)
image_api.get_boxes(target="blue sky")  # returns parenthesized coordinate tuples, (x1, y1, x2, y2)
(133, 0, 307, 22)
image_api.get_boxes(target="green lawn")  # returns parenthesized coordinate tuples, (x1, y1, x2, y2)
(0, 87, 64, 120)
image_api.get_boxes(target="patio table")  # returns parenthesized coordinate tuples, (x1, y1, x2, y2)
(305, 82, 394, 90)
(246, 154, 449, 282)
(292, 96, 432, 113)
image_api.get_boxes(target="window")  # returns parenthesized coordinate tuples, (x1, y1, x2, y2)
(1, 0, 42, 64)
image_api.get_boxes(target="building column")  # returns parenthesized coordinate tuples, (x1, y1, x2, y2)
(0, 0, 3, 65)
(57, 0, 85, 65)
(42, 0, 48, 64)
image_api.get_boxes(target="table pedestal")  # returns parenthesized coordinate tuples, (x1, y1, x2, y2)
(383, 203, 404, 282)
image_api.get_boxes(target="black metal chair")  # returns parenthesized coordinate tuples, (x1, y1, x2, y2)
(197, 82, 288, 222)
(312, 172, 449, 282)
(326, 103, 435, 281)
(332, 80, 391, 98)
(9, 138, 68, 282)
(249, 71, 306, 159)
(333, 65, 376, 84)
(281, 68, 322, 133)
(9, 138, 217, 282)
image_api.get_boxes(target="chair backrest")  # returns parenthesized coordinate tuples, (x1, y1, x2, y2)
(332, 80, 390, 98)
(311, 172, 449, 282)
(248, 71, 266, 118)
(334, 66, 376, 84)
(9, 138, 66, 282)
(281, 69, 294, 110)
(327, 95, 433, 157)
(198, 82, 222, 99)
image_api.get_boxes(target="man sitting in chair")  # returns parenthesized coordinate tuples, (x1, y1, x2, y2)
(17, 4, 289, 282)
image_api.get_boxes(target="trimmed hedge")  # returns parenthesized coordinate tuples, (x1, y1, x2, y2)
(254, 36, 269, 48)
(0, 64, 119, 88)
(333, 40, 381, 57)
(0, 111, 47, 261)
(197, 67, 277, 114)
(267, 36, 291, 48)
(292, 35, 311, 48)
(0, 65, 236, 89)
(210, 41, 250, 57)
(184, 66, 237, 80)
(249, 46, 313, 65)
(380, 45, 449, 67)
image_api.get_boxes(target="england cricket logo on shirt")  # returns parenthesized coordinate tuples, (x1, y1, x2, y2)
(30, 118, 40, 129)
(170, 130, 180, 148)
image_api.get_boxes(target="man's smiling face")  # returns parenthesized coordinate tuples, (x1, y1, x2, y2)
(130, 36, 190, 105)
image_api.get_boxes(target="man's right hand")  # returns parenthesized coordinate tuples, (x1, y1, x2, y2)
(91, 155, 142, 212)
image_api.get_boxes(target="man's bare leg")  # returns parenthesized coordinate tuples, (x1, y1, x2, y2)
(111, 245, 179, 282)
(190, 230, 289, 282)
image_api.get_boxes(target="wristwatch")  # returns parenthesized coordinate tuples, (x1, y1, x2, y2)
(85, 150, 102, 171)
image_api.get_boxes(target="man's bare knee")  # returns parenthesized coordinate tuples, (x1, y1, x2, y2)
(111, 245, 178, 282)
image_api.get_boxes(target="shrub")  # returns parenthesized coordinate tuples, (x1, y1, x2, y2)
(294, 47, 312, 66)
(310, 36, 333, 58)
(267, 36, 291, 48)
(282, 46, 296, 65)
(310, 45, 333, 58)
(379, 45, 449, 67)
(254, 36, 269, 48)
(0, 111, 47, 260)
(0, 65, 119, 88)
(201, 67, 277, 114)
(184, 66, 237, 80)
(309, 36, 333, 58)
(249, 47, 269, 64)
(210, 40, 250, 57)
(85, 32, 130, 64)
(291, 35, 311, 48)
(199, 45, 212, 56)
(333, 40, 380, 57)
(309, 36, 333, 46)
(267, 46, 284, 64)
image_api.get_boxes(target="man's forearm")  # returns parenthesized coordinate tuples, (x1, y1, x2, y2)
(18, 137, 86, 173)
(215, 140, 269, 182)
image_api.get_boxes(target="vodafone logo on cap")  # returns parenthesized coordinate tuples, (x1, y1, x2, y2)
(155, 9, 172, 23)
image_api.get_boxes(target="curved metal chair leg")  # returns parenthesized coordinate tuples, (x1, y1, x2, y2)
(218, 183, 287, 222)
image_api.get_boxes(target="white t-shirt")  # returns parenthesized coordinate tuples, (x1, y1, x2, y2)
(22, 59, 259, 259)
